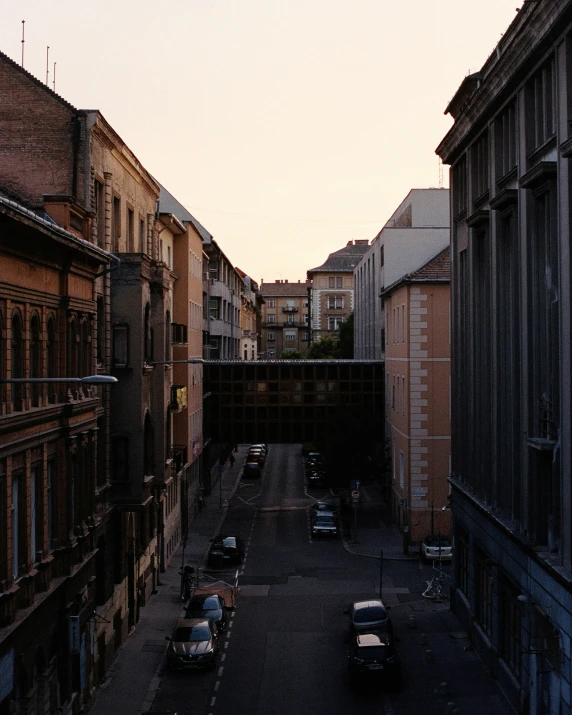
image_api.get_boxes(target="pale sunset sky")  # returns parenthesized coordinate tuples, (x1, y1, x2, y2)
(1, 1, 518, 283)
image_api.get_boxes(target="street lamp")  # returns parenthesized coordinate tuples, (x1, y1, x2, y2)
(2, 375, 118, 384)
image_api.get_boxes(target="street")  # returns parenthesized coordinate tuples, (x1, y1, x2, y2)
(151, 444, 510, 715)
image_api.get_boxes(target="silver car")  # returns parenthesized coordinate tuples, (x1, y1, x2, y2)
(345, 599, 393, 635)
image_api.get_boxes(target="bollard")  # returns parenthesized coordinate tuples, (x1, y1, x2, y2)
(419, 633, 428, 646)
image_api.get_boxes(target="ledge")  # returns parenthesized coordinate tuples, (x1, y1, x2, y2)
(490, 189, 518, 211)
(519, 161, 557, 189)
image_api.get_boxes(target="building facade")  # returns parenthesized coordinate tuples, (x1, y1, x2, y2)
(381, 249, 451, 544)
(307, 240, 369, 343)
(354, 189, 450, 360)
(236, 269, 261, 361)
(436, 3, 572, 712)
(259, 280, 311, 358)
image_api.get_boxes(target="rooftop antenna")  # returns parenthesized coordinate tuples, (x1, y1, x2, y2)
(46, 46, 49, 85)
(53, 62, 56, 92)
(21, 20, 25, 67)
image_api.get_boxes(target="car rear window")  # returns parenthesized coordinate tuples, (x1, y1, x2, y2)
(189, 596, 220, 610)
(354, 606, 387, 623)
(222, 537, 237, 548)
(315, 515, 335, 525)
(425, 539, 451, 548)
(357, 646, 387, 659)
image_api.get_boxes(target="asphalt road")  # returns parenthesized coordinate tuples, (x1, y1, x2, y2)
(151, 444, 509, 715)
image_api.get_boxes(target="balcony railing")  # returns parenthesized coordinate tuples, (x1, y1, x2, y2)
(282, 306, 299, 313)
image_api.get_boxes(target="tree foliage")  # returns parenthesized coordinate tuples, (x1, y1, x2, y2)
(307, 335, 339, 359)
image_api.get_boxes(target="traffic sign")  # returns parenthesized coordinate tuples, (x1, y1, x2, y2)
(351, 489, 360, 502)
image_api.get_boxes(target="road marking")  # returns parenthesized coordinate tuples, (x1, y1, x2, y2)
(215, 681, 221, 691)
(224, 641, 229, 649)
(221, 654, 226, 662)
(210, 697, 216, 706)
(217, 668, 223, 679)
(229, 620, 234, 628)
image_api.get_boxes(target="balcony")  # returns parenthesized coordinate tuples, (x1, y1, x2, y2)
(282, 306, 299, 313)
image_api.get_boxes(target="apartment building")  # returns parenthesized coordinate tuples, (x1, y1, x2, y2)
(236, 269, 261, 361)
(436, 3, 572, 711)
(259, 280, 311, 358)
(354, 189, 450, 360)
(382, 248, 451, 543)
(307, 240, 369, 342)
(0, 49, 178, 711)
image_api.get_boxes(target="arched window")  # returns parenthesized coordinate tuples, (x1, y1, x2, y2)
(30, 313, 41, 407)
(68, 317, 78, 379)
(11, 312, 24, 411)
(46, 316, 56, 404)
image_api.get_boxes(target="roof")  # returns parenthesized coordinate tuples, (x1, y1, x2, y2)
(157, 183, 213, 243)
(307, 241, 370, 274)
(409, 246, 451, 281)
(381, 247, 450, 297)
(260, 280, 311, 297)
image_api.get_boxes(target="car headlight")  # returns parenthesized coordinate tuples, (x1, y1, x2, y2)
(353, 657, 364, 664)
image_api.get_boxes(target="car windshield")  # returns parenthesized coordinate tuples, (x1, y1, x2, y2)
(354, 606, 387, 623)
(425, 538, 451, 548)
(221, 537, 237, 548)
(315, 516, 335, 525)
(173, 625, 211, 642)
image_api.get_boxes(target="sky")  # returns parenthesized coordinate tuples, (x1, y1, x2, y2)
(1, 1, 519, 284)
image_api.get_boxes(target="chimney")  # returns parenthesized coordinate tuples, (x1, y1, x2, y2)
(347, 240, 353, 246)
(285, 279, 288, 283)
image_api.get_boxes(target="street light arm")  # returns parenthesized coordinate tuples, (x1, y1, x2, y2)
(1, 375, 118, 384)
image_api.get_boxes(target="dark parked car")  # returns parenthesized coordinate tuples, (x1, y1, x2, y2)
(306, 469, 328, 488)
(243, 460, 262, 478)
(311, 510, 338, 537)
(185, 594, 227, 632)
(207, 535, 245, 567)
(165, 618, 218, 671)
(246, 449, 265, 465)
(345, 599, 393, 635)
(348, 632, 401, 683)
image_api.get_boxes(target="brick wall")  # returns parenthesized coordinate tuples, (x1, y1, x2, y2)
(0, 51, 77, 209)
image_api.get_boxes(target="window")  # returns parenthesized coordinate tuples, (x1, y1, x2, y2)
(112, 324, 129, 367)
(30, 314, 41, 407)
(127, 208, 134, 252)
(112, 196, 121, 251)
(500, 578, 522, 676)
(165, 311, 171, 361)
(402, 304, 405, 342)
(94, 180, 105, 248)
(328, 295, 344, 309)
(328, 317, 342, 330)
(209, 298, 220, 320)
(495, 101, 517, 181)
(139, 218, 146, 253)
(476, 550, 494, 637)
(284, 331, 296, 341)
(11, 471, 22, 579)
(336, 277, 343, 288)
(267, 350, 275, 359)
(267, 313, 276, 324)
(144, 304, 153, 362)
(452, 156, 467, 216)
(267, 332, 275, 341)
(329, 277, 335, 288)
(303, 314, 308, 325)
(30, 464, 42, 563)
(525, 57, 555, 153)
(471, 131, 489, 202)
(303, 332, 309, 341)
(47, 316, 56, 403)
(11, 312, 23, 411)
(286, 314, 294, 325)
(399, 451, 404, 489)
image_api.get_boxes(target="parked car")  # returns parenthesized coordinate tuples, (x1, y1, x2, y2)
(250, 443, 268, 455)
(243, 460, 262, 478)
(185, 594, 227, 632)
(306, 469, 328, 488)
(345, 599, 393, 635)
(311, 499, 339, 514)
(305, 451, 325, 467)
(348, 631, 401, 683)
(420, 535, 453, 561)
(246, 449, 265, 466)
(311, 510, 338, 537)
(207, 535, 245, 567)
(165, 618, 218, 670)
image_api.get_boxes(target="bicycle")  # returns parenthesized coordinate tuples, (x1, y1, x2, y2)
(422, 572, 448, 601)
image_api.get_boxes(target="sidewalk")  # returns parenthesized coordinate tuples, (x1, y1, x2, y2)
(88, 446, 248, 715)
(339, 480, 418, 561)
